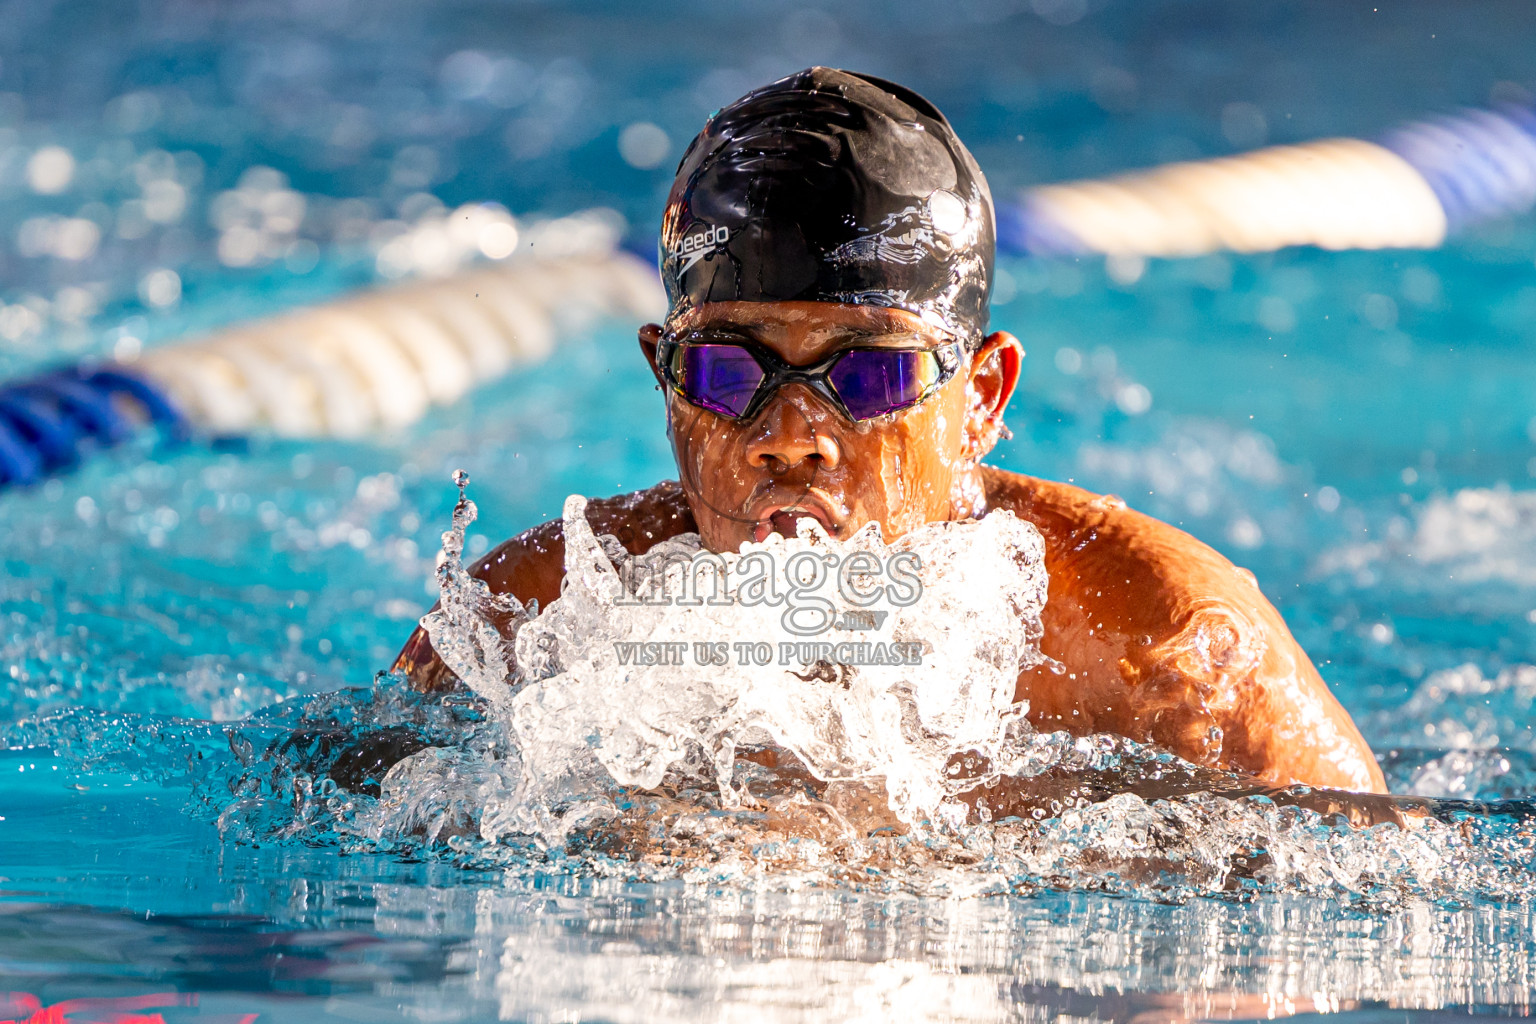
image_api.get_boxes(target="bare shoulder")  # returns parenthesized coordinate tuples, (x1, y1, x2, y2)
(980, 464, 1245, 591)
(393, 480, 696, 690)
(981, 461, 1269, 661)
(981, 465, 1385, 793)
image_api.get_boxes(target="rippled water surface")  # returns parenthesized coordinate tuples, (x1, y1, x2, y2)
(5, 1, 1536, 1020)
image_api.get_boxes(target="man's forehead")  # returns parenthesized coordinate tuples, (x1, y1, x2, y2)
(678, 301, 944, 337)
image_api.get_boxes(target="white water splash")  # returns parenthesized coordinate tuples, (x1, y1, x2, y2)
(383, 479, 1536, 903)
(1316, 486, 1536, 588)
(423, 484, 1052, 844)
(420, 470, 533, 707)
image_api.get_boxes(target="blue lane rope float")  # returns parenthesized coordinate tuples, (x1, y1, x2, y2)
(998, 102, 1536, 258)
(0, 208, 665, 492)
(1382, 105, 1536, 233)
(0, 366, 187, 486)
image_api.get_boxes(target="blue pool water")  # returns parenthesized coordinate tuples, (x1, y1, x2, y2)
(5, 1, 1536, 1020)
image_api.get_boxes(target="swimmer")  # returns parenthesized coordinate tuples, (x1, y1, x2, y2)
(394, 67, 1388, 798)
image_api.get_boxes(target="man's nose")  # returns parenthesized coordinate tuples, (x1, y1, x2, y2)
(743, 385, 842, 472)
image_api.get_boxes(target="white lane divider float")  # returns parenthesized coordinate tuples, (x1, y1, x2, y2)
(127, 209, 664, 439)
(1018, 138, 1447, 257)
(1005, 103, 1536, 258)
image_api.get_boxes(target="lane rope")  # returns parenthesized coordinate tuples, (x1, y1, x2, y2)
(1000, 102, 1536, 258)
(131, 248, 662, 439)
(0, 209, 664, 491)
(7, 100, 1536, 491)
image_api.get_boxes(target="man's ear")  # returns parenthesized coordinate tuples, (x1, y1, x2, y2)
(962, 330, 1024, 461)
(638, 323, 665, 387)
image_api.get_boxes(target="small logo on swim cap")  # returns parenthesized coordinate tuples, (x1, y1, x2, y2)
(671, 224, 731, 275)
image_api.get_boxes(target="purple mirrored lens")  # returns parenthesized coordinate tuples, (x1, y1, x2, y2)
(827, 349, 943, 420)
(679, 344, 764, 419)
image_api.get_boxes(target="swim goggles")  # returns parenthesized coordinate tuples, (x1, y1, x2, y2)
(656, 331, 965, 423)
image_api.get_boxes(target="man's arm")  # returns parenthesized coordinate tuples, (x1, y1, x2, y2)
(983, 466, 1387, 794)
(393, 480, 697, 691)
(962, 746, 1417, 829)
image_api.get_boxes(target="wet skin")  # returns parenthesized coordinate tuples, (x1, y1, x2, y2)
(394, 300, 1388, 796)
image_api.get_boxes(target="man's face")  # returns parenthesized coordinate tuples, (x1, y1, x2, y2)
(639, 301, 1022, 553)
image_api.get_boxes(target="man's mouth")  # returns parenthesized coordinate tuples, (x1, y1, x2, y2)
(750, 496, 841, 542)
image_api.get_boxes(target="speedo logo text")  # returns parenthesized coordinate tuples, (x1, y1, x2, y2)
(671, 223, 730, 274)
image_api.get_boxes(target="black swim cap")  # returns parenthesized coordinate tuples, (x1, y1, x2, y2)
(660, 67, 995, 344)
